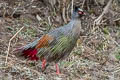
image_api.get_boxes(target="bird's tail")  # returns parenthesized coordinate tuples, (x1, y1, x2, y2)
(14, 39, 40, 60)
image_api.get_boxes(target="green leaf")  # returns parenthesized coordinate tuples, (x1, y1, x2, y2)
(103, 27, 109, 35)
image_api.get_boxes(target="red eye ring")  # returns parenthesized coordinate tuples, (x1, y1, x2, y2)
(78, 11, 83, 14)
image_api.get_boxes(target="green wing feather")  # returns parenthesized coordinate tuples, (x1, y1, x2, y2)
(37, 35, 76, 61)
(50, 35, 73, 55)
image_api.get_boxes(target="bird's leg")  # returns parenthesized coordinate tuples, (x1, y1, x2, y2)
(55, 63, 60, 74)
(42, 58, 46, 71)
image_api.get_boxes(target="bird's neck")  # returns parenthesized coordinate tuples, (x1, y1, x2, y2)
(71, 18, 82, 37)
(71, 16, 81, 20)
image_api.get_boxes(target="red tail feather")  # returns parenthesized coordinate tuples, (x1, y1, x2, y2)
(22, 48, 39, 60)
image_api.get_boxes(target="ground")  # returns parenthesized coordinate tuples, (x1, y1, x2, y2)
(0, 0, 120, 80)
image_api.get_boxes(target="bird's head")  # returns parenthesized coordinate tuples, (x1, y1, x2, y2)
(72, 6, 85, 19)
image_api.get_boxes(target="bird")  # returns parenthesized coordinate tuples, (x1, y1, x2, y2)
(15, 6, 85, 74)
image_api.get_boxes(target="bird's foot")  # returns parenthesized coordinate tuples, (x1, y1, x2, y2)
(55, 64, 60, 75)
(42, 58, 46, 71)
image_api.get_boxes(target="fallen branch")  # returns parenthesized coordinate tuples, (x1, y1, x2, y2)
(5, 26, 25, 66)
(93, 0, 113, 26)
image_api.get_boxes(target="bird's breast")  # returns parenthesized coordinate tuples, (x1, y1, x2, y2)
(72, 20, 81, 37)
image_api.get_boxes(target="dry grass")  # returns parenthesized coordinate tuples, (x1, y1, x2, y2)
(0, 0, 120, 80)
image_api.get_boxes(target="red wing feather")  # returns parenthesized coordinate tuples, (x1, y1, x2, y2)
(20, 34, 54, 61)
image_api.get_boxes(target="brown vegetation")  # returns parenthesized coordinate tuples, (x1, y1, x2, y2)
(0, 0, 120, 80)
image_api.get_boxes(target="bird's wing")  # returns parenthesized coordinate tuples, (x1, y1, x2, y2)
(35, 34, 54, 49)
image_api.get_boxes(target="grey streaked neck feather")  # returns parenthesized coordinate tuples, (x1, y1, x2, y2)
(71, 12, 80, 20)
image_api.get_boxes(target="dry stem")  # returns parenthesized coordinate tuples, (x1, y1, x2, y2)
(93, 0, 113, 26)
(5, 26, 25, 66)
(81, 0, 86, 9)
(71, 0, 74, 15)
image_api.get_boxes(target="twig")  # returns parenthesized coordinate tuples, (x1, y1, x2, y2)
(114, 18, 120, 22)
(81, 0, 86, 9)
(93, 0, 113, 26)
(62, 7, 67, 23)
(67, 4, 70, 21)
(30, 68, 41, 75)
(0, 55, 13, 69)
(48, 16, 51, 26)
(113, 66, 120, 73)
(71, 0, 74, 15)
(11, 3, 21, 17)
(22, 67, 41, 76)
(94, 0, 100, 7)
(5, 26, 25, 66)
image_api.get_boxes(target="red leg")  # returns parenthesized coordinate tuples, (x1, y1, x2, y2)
(55, 64, 60, 74)
(42, 58, 46, 70)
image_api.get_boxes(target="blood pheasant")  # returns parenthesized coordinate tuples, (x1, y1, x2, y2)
(15, 7, 85, 74)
